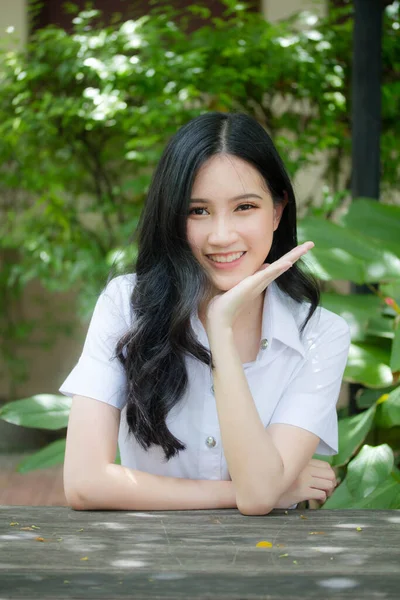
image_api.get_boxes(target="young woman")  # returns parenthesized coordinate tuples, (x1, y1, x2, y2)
(60, 112, 351, 514)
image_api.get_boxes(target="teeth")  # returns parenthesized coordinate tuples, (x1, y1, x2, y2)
(209, 252, 245, 263)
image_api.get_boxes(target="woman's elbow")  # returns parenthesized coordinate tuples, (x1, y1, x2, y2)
(237, 500, 274, 516)
(65, 488, 87, 511)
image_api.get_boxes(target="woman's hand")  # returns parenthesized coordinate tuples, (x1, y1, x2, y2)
(205, 242, 315, 332)
(274, 458, 338, 509)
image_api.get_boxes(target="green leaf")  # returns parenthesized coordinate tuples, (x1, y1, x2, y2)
(322, 472, 400, 509)
(390, 325, 400, 372)
(357, 385, 398, 409)
(321, 478, 354, 509)
(15, 438, 66, 473)
(375, 386, 400, 428)
(350, 477, 400, 509)
(345, 444, 394, 499)
(301, 247, 365, 284)
(320, 292, 383, 342)
(331, 405, 376, 467)
(344, 343, 393, 388)
(298, 216, 400, 283)
(0, 394, 71, 429)
(340, 198, 400, 258)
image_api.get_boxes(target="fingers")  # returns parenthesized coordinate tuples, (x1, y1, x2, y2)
(309, 458, 333, 469)
(258, 242, 314, 277)
(310, 476, 336, 492)
(280, 242, 314, 265)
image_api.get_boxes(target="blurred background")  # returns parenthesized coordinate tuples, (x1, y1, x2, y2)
(0, 0, 399, 508)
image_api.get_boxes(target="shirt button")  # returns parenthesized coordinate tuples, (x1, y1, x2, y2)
(260, 338, 269, 350)
(205, 436, 216, 448)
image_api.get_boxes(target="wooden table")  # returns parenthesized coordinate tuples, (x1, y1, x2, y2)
(1, 507, 399, 599)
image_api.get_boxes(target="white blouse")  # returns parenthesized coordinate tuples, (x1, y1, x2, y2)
(59, 273, 351, 483)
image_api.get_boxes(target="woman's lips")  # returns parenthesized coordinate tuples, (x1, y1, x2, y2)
(206, 252, 246, 269)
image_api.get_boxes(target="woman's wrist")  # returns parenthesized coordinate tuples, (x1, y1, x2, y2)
(198, 479, 237, 509)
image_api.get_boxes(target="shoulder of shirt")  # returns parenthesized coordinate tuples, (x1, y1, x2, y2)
(100, 273, 137, 323)
(103, 273, 137, 296)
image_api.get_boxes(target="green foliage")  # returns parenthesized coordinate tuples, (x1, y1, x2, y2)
(298, 199, 400, 509)
(0, 1, 399, 508)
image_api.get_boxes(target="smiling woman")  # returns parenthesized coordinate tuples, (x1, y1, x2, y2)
(59, 112, 350, 513)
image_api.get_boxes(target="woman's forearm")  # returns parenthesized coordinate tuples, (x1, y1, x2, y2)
(70, 463, 238, 511)
(208, 326, 285, 513)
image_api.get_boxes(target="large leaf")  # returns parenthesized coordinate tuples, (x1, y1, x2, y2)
(340, 198, 400, 258)
(344, 343, 393, 388)
(298, 216, 400, 283)
(345, 444, 394, 499)
(350, 477, 400, 509)
(366, 315, 395, 340)
(0, 394, 71, 429)
(322, 474, 400, 509)
(16, 438, 66, 473)
(331, 405, 376, 467)
(320, 292, 383, 342)
(375, 386, 400, 428)
(301, 247, 365, 283)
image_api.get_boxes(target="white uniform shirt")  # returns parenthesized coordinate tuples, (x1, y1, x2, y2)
(59, 273, 351, 482)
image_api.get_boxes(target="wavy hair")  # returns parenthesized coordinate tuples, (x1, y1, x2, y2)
(113, 111, 320, 461)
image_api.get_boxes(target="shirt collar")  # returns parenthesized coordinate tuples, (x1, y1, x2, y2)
(263, 281, 306, 358)
(191, 280, 306, 359)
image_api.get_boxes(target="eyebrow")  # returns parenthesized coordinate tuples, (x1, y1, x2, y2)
(189, 193, 263, 204)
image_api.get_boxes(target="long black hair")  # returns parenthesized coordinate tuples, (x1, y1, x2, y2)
(113, 111, 320, 461)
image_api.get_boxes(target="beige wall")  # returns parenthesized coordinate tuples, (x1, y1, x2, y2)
(263, 0, 326, 21)
(0, 0, 27, 51)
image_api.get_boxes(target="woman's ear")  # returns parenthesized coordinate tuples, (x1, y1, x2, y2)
(273, 192, 289, 231)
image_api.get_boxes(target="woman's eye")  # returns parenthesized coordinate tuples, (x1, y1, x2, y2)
(189, 204, 255, 216)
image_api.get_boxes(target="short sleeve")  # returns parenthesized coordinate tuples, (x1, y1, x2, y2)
(269, 313, 351, 455)
(59, 277, 130, 410)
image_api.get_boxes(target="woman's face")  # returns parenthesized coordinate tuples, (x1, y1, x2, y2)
(186, 154, 286, 296)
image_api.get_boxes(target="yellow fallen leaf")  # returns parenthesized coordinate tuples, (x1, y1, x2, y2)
(279, 553, 289, 558)
(35, 537, 45, 542)
(78, 528, 84, 532)
(57, 538, 63, 542)
(63, 580, 70, 584)
(284, 511, 288, 515)
(10, 522, 19, 526)
(356, 527, 362, 531)
(20, 527, 35, 531)
(31, 525, 40, 529)
(80, 557, 89, 561)
(293, 560, 298, 564)
(309, 532, 326, 535)
(300, 515, 308, 520)
(256, 541, 273, 548)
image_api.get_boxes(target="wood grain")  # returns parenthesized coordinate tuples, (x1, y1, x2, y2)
(1, 506, 399, 598)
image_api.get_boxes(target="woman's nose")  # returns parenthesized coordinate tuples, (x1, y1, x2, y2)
(208, 217, 238, 241)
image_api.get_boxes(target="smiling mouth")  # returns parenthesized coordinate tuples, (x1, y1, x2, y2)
(206, 251, 247, 266)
